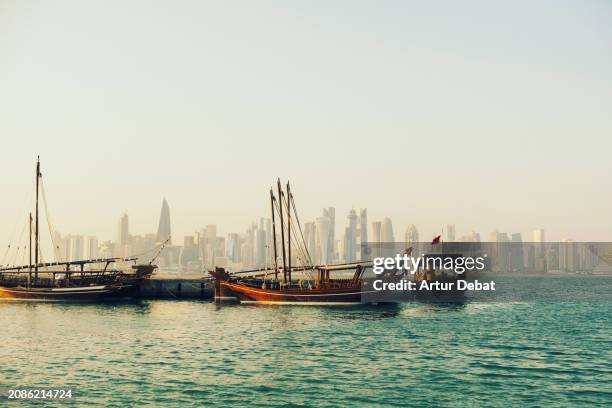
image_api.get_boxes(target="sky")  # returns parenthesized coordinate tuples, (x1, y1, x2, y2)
(1, 0, 611, 247)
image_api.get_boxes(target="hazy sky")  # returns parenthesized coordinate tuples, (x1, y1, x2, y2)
(1, 0, 611, 246)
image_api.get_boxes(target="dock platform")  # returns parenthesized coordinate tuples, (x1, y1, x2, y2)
(138, 274, 214, 299)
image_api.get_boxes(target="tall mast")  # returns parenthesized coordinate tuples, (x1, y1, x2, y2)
(34, 156, 40, 280)
(269, 189, 278, 280)
(29, 213, 32, 288)
(286, 181, 291, 283)
(277, 178, 287, 282)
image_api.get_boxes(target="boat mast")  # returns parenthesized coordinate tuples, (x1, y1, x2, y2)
(34, 156, 40, 280)
(277, 178, 287, 282)
(269, 189, 279, 280)
(29, 213, 32, 288)
(286, 181, 291, 284)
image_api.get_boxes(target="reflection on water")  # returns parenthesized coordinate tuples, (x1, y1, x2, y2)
(0, 276, 610, 407)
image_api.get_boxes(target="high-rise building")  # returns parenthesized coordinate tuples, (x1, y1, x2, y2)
(85, 236, 99, 259)
(532, 229, 545, 243)
(405, 225, 419, 244)
(315, 216, 331, 264)
(510, 233, 524, 272)
(226, 233, 241, 263)
(323, 207, 335, 262)
(70, 235, 84, 262)
(254, 221, 266, 268)
(357, 209, 368, 260)
(180, 235, 199, 268)
(532, 229, 546, 272)
(156, 197, 172, 245)
(371, 222, 382, 243)
(304, 222, 317, 264)
(343, 209, 358, 263)
(559, 239, 577, 272)
(117, 213, 129, 246)
(381, 218, 394, 242)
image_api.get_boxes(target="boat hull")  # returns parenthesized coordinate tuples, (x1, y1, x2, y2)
(0, 285, 124, 302)
(218, 281, 370, 305)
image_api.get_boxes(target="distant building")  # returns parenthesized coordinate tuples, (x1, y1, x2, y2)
(226, 233, 241, 263)
(304, 222, 316, 264)
(323, 207, 336, 262)
(357, 209, 368, 260)
(381, 218, 394, 243)
(315, 216, 331, 264)
(180, 235, 200, 269)
(70, 235, 84, 262)
(405, 225, 419, 244)
(86, 236, 99, 259)
(532, 229, 545, 243)
(343, 209, 358, 263)
(533, 228, 546, 272)
(117, 213, 129, 246)
(510, 233, 524, 272)
(559, 239, 578, 272)
(156, 198, 172, 245)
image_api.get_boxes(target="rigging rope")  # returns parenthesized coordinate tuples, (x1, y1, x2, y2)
(40, 178, 63, 263)
(274, 194, 315, 283)
(10, 217, 29, 267)
(2, 183, 35, 267)
(280, 193, 313, 267)
(289, 192, 314, 265)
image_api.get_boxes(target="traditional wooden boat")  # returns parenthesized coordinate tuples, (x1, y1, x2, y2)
(210, 179, 374, 305)
(0, 157, 158, 301)
(211, 263, 374, 305)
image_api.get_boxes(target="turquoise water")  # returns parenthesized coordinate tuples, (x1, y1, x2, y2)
(1, 276, 611, 407)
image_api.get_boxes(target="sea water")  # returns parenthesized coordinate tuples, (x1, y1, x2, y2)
(0, 276, 610, 407)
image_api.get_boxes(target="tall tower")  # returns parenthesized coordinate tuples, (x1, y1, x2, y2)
(405, 224, 419, 244)
(357, 209, 368, 260)
(157, 197, 172, 245)
(381, 218, 394, 243)
(344, 209, 358, 263)
(315, 216, 331, 264)
(117, 213, 129, 246)
(323, 207, 335, 262)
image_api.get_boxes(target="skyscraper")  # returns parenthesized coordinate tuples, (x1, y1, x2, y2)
(405, 225, 419, 244)
(304, 222, 317, 263)
(533, 228, 546, 272)
(323, 207, 335, 262)
(370, 222, 380, 242)
(86, 236, 99, 259)
(357, 208, 368, 260)
(117, 213, 129, 246)
(315, 216, 331, 264)
(156, 197, 172, 245)
(510, 233, 524, 272)
(344, 209, 358, 263)
(532, 229, 545, 243)
(381, 218, 394, 242)
(70, 235, 84, 262)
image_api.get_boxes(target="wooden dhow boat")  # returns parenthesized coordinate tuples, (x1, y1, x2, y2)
(0, 157, 158, 301)
(210, 179, 373, 305)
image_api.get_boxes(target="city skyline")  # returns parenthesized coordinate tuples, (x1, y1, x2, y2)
(37, 198, 605, 275)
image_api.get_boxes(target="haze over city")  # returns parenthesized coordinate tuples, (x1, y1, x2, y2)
(2, 0, 612, 243)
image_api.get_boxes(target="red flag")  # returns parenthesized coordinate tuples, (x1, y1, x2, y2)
(404, 246, 413, 256)
(432, 235, 441, 244)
